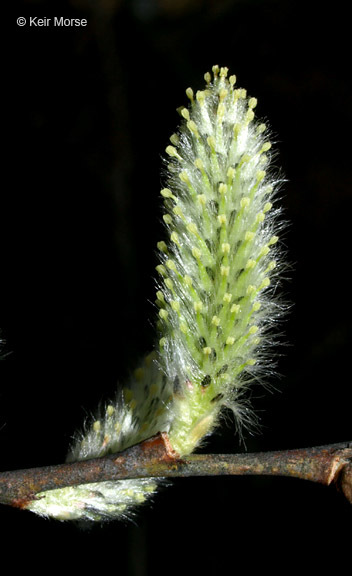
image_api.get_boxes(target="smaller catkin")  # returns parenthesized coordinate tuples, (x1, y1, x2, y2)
(28, 354, 173, 521)
(27, 66, 284, 521)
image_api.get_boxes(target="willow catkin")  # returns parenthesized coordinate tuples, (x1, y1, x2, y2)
(156, 65, 284, 455)
(27, 66, 285, 521)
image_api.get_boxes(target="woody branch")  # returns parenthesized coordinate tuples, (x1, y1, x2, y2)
(0, 434, 351, 510)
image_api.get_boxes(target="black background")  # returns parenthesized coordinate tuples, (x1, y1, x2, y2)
(2, 1, 351, 574)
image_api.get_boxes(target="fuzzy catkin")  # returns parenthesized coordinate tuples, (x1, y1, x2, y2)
(27, 66, 284, 521)
(156, 65, 283, 455)
(28, 354, 173, 521)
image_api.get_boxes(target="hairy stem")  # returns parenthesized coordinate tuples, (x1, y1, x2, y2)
(0, 435, 351, 510)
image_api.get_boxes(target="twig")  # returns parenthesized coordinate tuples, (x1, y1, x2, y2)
(0, 434, 351, 510)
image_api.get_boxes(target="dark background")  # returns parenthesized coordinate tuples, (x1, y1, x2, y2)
(2, 0, 350, 573)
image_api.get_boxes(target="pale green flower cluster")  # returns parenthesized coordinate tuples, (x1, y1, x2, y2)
(156, 65, 282, 455)
(27, 478, 159, 522)
(27, 66, 284, 521)
(67, 353, 172, 462)
(28, 354, 172, 521)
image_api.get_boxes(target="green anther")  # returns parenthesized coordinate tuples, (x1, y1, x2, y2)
(239, 153, 251, 165)
(166, 259, 177, 271)
(207, 136, 216, 152)
(169, 133, 179, 145)
(268, 235, 279, 245)
(93, 420, 101, 432)
(157, 241, 168, 253)
(156, 291, 165, 302)
(179, 171, 190, 184)
(266, 260, 277, 272)
(248, 97, 257, 109)
(106, 405, 114, 417)
(192, 247, 201, 259)
(171, 300, 180, 312)
(219, 88, 228, 101)
(246, 284, 257, 296)
(259, 277, 270, 290)
(246, 259, 256, 269)
(233, 123, 241, 138)
(259, 245, 270, 258)
(187, 222, 198, 234)
(256, 170, 266, 182)
(166, 145, 181, 159)
(161, 188, 174, 198)
(245, 231, 255, 242)
(249, 325, 258, 335)
(227, 167, 235, 182)
(196, 90, 206, 104)
(186, 87, 194, 101)
(173, 205, 185, 218)
(194, 158, 204, 170)
(240, 197, 250, 209)
(261, 142, 272, 152)
(187, 120, 200, 137)
(156, 264, 166, 276)
(163, 214, 172, 225)
(170, 231, 180, 245)
(217, 102, 225, 119)
(246, 109, 255, 123)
